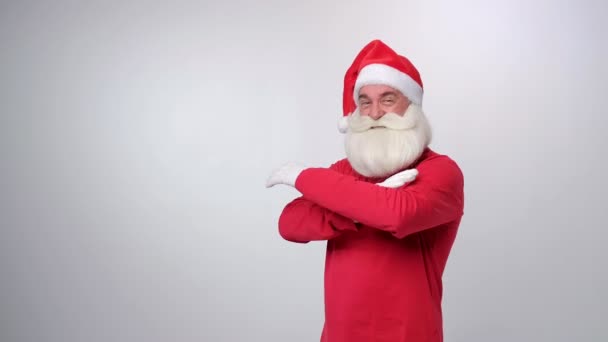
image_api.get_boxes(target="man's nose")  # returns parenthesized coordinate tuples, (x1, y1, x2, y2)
(369, 103, 385, 120)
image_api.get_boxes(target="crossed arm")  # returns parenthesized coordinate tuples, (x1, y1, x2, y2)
(278, 197, 358, 243)
(277, 158, 464, 243)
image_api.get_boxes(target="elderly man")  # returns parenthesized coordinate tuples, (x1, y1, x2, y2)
(266, 39, 464, 342)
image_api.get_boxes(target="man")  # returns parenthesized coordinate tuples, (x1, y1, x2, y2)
(266, 39, 464, 342)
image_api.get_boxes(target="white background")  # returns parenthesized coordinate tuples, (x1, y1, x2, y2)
(1, 0, 607, 341)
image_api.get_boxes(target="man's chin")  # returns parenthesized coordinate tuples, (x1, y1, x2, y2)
(344, 104, 432, 178)
(346, 152, 414, 179)
(345, 139, 411, 178)
(345, 128, 428, 178)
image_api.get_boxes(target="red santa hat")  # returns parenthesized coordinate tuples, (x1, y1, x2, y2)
(338, 39, 423, 133)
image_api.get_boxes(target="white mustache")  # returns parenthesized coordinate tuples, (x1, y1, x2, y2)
(348, 112, 418, 133)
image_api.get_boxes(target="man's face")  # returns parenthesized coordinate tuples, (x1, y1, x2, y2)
(344, 86, 431, 179)
(358, 84, 411, 119)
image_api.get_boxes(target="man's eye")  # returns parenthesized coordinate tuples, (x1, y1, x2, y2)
(383, 99, 394, 104)
(360, 102, 370, 106)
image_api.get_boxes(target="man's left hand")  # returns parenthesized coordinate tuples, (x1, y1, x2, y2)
(265, 162, 307, 188)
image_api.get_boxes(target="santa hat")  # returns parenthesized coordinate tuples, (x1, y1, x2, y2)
(338, 39, 423, 133)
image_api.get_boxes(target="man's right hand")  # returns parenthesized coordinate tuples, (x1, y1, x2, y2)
(377, 168, 418, 188)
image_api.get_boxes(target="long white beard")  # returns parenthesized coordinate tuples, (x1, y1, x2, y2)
(344, 104, 432, 178)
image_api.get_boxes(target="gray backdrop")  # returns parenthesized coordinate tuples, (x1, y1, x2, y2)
(1, 0, 607, 341)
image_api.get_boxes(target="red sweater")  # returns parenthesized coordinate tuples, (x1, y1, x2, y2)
(278, 148, 464, 342)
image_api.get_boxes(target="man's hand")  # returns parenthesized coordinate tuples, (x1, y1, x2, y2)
(377, 168, 418, 188)
(265, 162, 307, 188)
(351, 168, 418, 225)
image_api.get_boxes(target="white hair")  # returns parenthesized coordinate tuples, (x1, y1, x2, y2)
(344, 104, 432, 178)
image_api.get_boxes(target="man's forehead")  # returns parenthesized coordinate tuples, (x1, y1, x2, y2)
(359, 84, 404, 97)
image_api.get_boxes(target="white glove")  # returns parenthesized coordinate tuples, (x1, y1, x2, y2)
(352, 168, 418, 225)
(265, 162, 307, 188)
(377, 168, 418, 188)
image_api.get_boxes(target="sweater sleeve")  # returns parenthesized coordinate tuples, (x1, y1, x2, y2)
(294, 157, 464, 239)
(277, 161, 358, 243)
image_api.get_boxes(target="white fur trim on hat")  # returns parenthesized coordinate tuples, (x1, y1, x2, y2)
(354, 63, 423, 105)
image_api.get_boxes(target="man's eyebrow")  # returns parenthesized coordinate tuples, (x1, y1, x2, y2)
(358, 94, 371, 100)
(380, 91, 398, 98)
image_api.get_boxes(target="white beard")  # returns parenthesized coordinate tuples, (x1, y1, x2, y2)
(344, 104, 432, 178)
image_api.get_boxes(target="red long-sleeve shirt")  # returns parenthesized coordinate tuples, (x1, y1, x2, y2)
(278, 148, 464, 342)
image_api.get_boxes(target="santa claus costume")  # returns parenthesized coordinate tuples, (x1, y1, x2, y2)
(271, 40, 464, 342)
